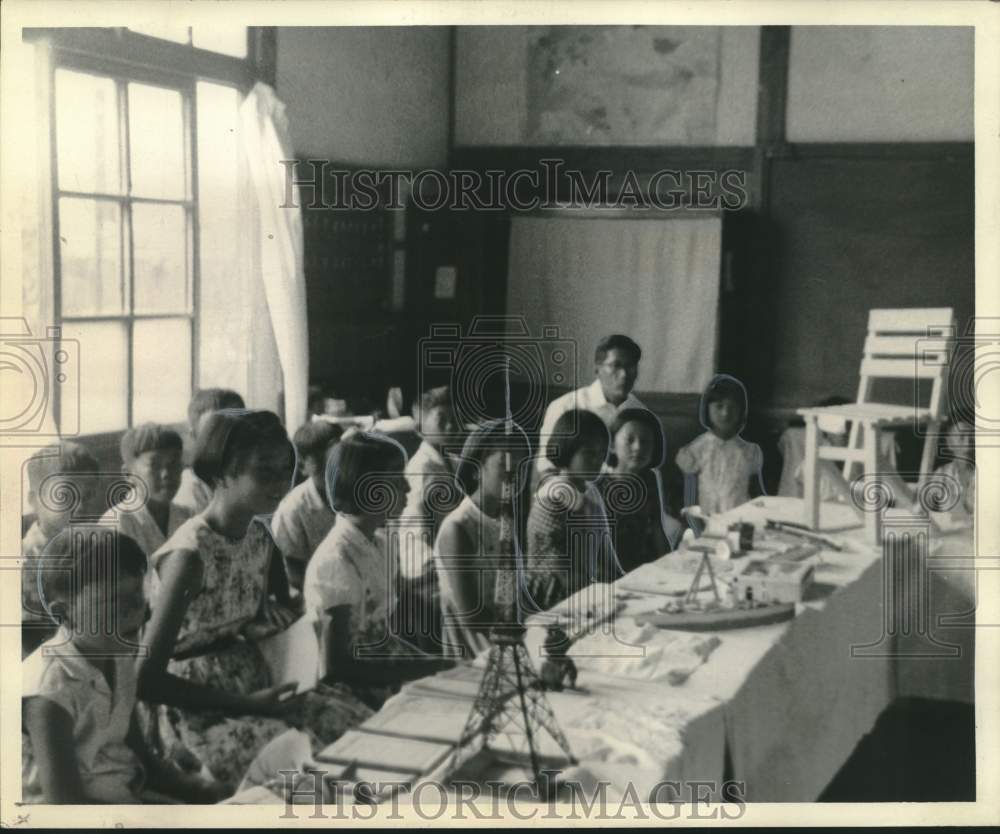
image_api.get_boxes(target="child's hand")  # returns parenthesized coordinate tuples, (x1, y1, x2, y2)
(246, 682, 300, 717)
(178, 773, 229, 804)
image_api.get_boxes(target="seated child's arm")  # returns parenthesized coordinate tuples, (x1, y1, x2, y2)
(264, 534, 300, 611)
(321, 606, 450, 687)
(271, 506, 308, 593)
(749, 443, 765, 499)
(675, 441, 702, 508)
(283, 558, 306, 596)
(23, 696, 87, 803)
(126, 713, 224, 804)
(435, 522, 495, 634)
(139, 548, 298, 718)
(682, 473, 699, 509)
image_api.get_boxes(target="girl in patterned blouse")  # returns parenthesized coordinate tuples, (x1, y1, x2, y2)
(525, 409, 615, 611)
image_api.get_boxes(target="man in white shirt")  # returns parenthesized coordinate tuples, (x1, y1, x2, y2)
(535, 334, 646, 479)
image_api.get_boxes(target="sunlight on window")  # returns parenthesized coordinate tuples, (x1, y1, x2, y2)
(55, 70, 120, 195)
(128, 25, 191, 45)
(132, 318, 192, 424)
(58, 198, 123, 316)
(59, 321, 128, 433)
(128, 83, 187, 200)
(193, 27, 248, 59)
(132, 203, 189, 314)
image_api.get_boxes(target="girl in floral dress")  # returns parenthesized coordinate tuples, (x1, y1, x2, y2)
(139, 410, 371, 793)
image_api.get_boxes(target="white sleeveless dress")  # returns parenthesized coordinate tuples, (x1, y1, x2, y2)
(433, 496, 501, 659)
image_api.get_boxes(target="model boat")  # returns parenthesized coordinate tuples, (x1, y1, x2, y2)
(633, 547, 798, 631)
(634, 599, 796, 631)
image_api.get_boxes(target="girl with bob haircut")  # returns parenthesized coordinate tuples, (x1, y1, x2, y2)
(304, 432, 450, 710)
(525, 409, 616, 611)
(600, 408, 684, 574)
(141, 410, 371, 794)
(676, 374, 765, 515)
(434, 419, 533, 658)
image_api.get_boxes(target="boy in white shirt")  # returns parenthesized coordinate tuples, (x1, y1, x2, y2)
(100, 423, 192, 559)
(174, 388, 245, 514)
(271, 420, 342, 590)
(396, 386, 461, 580)
(22, 530, 222, 803)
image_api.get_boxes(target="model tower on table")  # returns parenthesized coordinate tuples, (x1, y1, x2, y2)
(441, 363, 576, 792)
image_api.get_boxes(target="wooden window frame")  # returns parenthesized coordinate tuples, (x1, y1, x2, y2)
(23, 26, 274, 434)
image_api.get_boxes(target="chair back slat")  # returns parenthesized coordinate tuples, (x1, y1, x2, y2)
(856, 308, 955, 418)
(864, 335, 951, 360)
(860, 358, 946, 381)
(867, 307, 955, 334)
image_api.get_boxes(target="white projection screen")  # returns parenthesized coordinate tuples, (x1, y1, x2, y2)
(506, 213, 723, 393)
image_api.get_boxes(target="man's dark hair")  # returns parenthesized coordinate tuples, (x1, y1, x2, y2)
(594, 335, 642, 366)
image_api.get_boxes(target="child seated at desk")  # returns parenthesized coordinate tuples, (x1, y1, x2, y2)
(22, 442, 99, 658)
(22, 530, 222, 804)
(303, 433, 451, 710)
(526, 409, 616, 611)
(397, 385, 461, 581)
(174, 388, 245, 515)
(434, 420, 531, 659)
(600, 408, 684, 573)
(676, 375, 765, 516)
(100, 423, 192, 559)
(142, 410, 370, 794)
(271, 420, 343, 591)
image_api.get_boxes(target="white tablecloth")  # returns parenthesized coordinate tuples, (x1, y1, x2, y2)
(314, 497, 976, 802)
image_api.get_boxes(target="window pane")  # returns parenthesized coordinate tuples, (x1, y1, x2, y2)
(58, 198, 123, 316)
(192, 27, 248, 58)
(132, 319, 191, 424)
(55, 70, 120, 194)
(59, 321, 128, 433)
(128, 83, 187, 199)
(196, 82, 247, 390)
(128, 25, 191, 45)
(132, 204, 188, 314)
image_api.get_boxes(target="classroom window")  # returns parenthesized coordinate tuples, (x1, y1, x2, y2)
(128, 25, 249, 58)
(52, 67, 200, 433)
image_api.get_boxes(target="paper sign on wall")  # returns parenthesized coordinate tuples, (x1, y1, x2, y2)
(392, 250, 406, 311)
(434, 266, 457, 299)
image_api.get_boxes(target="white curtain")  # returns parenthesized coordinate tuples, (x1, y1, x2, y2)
(507, 214, 722, 393)
(239, 83, 309, 431)
(10, 39, 57, 439)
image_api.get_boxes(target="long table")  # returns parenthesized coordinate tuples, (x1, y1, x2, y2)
(311, 496, 977, 802)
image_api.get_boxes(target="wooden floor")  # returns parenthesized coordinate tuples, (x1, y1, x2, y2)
(819, 697, 975, 802)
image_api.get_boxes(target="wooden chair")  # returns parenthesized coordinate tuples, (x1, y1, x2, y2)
(797, 308, 955, 544)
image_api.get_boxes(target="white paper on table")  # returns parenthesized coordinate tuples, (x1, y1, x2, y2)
(568, 620, 721, 685)
(257, 615, 319, 694)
